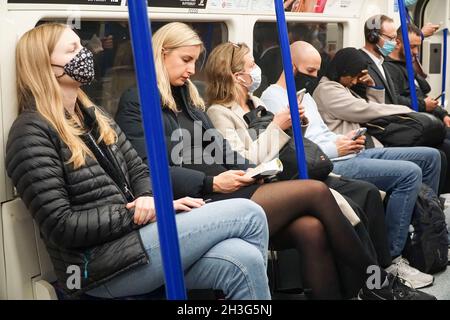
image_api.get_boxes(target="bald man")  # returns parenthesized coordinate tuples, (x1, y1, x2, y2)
(261, 41, 342, 159)
(260, 41, 438, 290)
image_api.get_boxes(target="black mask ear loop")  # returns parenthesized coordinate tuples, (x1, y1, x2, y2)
(51, 64, 66, 79)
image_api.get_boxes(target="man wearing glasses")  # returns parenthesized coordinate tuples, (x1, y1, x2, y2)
(353, 15, 399, 105)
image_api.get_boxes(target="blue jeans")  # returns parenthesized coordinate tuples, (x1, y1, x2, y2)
(333, 147, 441, 257)
(87, 199, 271, 300)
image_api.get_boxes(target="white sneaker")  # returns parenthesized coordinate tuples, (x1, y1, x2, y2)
(385, 257, 434, 289)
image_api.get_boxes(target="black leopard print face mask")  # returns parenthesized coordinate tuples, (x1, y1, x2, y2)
(52, 47, 95, 85)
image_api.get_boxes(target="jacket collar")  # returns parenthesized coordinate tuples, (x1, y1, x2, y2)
(384, 56, 404, 65)
(361, 47, 385, 66)
(359, 49, 396, 102)
(227, 95, 263, 127)
(79, 105, 98, 131)
(167, 84, 214, 130)
(360, 49, 386, 81)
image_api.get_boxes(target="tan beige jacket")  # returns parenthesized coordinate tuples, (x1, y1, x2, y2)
(313, 77, 412, 142)
(208, 96, 361, 227)
(207, 96, 291, 165)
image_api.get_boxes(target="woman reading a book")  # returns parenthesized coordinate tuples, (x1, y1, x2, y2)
(115, 22, 424, 300)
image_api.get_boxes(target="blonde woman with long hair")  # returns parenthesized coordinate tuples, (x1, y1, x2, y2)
(6, 23, 272, 300)
(113, 22, 426, 300)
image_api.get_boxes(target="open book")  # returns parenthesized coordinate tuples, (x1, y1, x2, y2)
(245, 158, 284, 180)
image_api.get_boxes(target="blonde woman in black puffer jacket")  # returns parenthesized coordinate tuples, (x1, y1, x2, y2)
(6, 23, 271, 300)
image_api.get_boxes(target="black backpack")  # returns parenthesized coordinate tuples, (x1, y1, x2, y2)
(365, 112, 445, 148)
(404, 184, 449, 274)
(243, 106, 333, 181)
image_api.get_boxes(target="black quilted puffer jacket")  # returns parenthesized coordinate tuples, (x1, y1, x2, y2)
(5, 106, 152, 297)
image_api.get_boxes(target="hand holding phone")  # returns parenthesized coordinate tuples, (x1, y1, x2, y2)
(352, 127, 367, 141)
(434, 92, 444, 101)
(297, 88, 307, 104)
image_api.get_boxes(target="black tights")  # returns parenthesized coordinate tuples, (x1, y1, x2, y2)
(251, 180, 381, 300)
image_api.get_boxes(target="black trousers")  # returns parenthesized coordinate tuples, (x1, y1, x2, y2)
(324, 175, 392, 298)
(325, 175, 392, 268)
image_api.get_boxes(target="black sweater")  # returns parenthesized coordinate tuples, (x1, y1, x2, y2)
(384, 56, 449, 121)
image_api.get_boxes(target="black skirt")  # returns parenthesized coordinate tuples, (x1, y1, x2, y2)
(205, 184, 261, 202)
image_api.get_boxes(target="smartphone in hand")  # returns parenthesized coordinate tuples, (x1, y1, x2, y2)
(352, 127, 367, 141)
(434, 92, 444, 101)
(297, 88, 307, 104)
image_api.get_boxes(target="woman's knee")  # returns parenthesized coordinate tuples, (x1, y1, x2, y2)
(238, 199, 269, 235)
(208, 239, 267, 281)
(291, 216, 328, 247)
(240, 199, 267, 222)
(212, 199, 268, 232)
(296, 180, 330, 200)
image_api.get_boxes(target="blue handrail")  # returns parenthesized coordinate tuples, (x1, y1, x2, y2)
(442, 28, 448, 106)
(398, 0, 419, 112)
(127, 0, 187, 300)
(274, 0, 309, 179)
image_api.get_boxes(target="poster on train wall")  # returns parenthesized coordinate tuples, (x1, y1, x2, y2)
(8, 0, 208, 7)
(284, 0, 327, 13)
(250, 0, 273, 11)
(146, 0, 208, 8)
(321, 0, 363, 15)
(207, 0, 251, 10)
(8, 0, 121, 4)
(284, 0, 362, 14)
(221, 0, 362, 15)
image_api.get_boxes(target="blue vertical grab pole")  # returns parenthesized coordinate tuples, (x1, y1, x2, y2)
(442, 28, 448, 106)
(127, 0, 187, 300)
(274, 0, 309, 179)
(398, 0, 419, 111)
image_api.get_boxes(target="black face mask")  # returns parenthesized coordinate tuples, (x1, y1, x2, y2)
(295, 72, 319, 95)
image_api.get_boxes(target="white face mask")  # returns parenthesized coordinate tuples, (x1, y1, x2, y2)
(239, 65, 262, 93)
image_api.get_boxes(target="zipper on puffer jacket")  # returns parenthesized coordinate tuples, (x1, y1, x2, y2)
(104, 144, 135, 201)
(83, 250, 91, 280)
(84, 132, 133, 202)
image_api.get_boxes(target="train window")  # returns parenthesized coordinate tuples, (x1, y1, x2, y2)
(253, 22, 343, 95)
(38, 20, 228, 116)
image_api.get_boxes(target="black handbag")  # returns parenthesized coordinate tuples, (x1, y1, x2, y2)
(365, 112, 445, 148)
(243, 106, 333, 181)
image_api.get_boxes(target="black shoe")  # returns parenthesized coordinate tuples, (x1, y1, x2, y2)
(358, 274, 437, 300)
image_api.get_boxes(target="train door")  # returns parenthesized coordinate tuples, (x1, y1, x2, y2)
(415, 0, 449, 102)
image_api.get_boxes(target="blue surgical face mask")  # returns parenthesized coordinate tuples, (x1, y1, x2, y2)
(377, 39, 396, 57)
(404, 0, 418, 7)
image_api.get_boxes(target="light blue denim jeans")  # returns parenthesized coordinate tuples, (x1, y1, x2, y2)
(86, 199, 271, 300)
(333, 147, 441, 257)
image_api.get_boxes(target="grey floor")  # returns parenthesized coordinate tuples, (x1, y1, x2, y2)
(421, 195, 450, 300)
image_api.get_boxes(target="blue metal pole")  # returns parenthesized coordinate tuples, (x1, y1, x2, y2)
(127, 0, 187, 300)
(398, 0, 419, 111)
(442, 28, 448, 106)
(274, 0, 309, 179)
